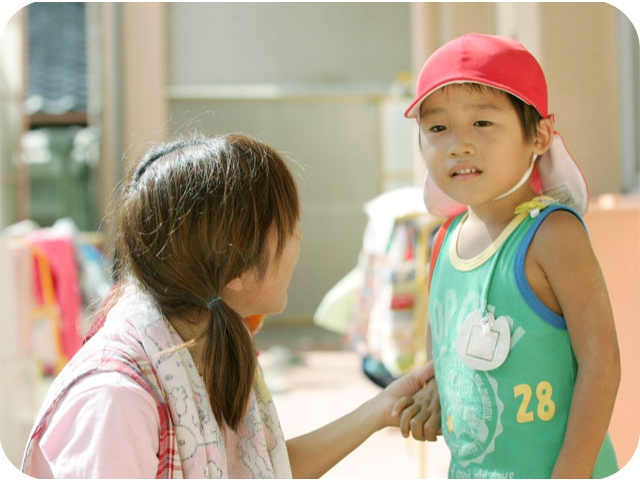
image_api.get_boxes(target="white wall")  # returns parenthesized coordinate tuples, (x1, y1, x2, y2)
(167, 3, 413, 322)
(169, 3, 410, 85)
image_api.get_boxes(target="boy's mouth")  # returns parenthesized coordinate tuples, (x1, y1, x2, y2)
(451, 167, 480, 177)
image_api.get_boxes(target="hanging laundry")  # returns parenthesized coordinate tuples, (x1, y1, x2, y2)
(315, 187, 443, 387)
(25, 228, 83, 369)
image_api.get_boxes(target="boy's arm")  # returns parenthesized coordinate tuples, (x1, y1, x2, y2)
(531, 210, 620, 478)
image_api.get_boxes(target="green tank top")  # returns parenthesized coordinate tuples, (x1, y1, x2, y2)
(429, 204, 618, 478)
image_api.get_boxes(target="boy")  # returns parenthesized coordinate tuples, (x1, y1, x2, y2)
(398, 33, 620, 478)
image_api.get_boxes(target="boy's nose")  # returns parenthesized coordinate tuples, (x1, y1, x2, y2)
(447, 130, 475, 157)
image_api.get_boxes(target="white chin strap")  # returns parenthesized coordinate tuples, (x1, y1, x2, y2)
(493, 154, 538, 201)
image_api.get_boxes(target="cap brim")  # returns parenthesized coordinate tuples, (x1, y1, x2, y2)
(405, 93, 426, 119)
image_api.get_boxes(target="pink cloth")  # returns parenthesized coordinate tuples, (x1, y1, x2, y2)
(27, 372, 281, 478)
(28, 372, 161, 478)
(26, 230, 83, 361)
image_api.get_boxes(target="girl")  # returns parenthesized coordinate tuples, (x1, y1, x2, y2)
(22, 133, 433, 478)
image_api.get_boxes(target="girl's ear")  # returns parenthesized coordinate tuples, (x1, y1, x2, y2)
(225, 276, 244, 292)
(533, 118, 554, 154)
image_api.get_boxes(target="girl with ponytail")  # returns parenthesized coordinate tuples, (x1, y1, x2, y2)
(23, 133, 435, 478)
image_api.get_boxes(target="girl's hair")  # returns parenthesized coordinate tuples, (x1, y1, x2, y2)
(116, 132, 300, 430)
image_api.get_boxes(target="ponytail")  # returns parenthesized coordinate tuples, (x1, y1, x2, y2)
(203, 301, 256, 430)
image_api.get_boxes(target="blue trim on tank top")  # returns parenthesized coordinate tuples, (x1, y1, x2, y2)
(514, 204, 585, 330)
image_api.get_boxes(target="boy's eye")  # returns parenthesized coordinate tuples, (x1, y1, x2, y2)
(429, 125, 446, 133)
(474, 120, 492, 127)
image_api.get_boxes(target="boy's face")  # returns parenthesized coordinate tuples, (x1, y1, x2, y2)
(418, 84, 537, 209)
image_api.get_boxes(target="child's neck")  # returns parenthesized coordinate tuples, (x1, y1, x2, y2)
(469, 185, 537, 225)
(457, 187, 537, 259)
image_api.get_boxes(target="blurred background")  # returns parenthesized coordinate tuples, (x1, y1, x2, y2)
(0, 2, 638, 478)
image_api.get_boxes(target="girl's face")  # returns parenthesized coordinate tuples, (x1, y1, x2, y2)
(418, 85, 537, 209)
(226, 225, 302, 318)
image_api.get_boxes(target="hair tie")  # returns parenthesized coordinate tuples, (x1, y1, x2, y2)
(207, 296, 223, 310)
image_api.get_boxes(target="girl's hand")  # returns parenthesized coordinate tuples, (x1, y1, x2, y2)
(285, 361, 436, 478)
(372, 362, 435, 431)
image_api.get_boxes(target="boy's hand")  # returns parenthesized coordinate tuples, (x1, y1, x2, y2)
(393, 376, 441, 441)
(374, 362, 435, 431)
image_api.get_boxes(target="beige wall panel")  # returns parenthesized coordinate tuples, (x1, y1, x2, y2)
(409, 3, 439, 73)
(585, 197, 640, 470)
(540, 3, 621, 195)
(436, 2, 494, 43)
(120, 3, 169, 169)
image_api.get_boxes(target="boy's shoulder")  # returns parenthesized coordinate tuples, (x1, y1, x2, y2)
(533, 206, 586, 240)
(511, 198, 585, 240)
(528, 205, 590, 264)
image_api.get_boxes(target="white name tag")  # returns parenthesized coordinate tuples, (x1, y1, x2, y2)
(456, 310, 511, 371)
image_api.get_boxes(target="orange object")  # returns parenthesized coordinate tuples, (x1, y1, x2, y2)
(245, 314, 265, 334)
(30, 244, 67, 376)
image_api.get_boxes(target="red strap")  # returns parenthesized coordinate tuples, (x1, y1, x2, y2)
(428, 216, 455, 292)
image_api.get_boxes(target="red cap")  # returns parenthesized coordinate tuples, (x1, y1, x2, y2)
(405, 33, 548, 119)
(405, 33, 589, 217)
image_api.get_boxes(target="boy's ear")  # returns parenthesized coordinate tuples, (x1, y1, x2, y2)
(533, 118, 554, 154)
